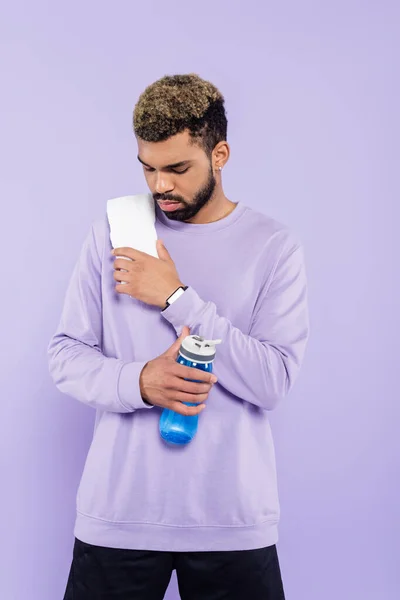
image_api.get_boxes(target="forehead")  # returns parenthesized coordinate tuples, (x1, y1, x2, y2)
(137, 130, 204, 166)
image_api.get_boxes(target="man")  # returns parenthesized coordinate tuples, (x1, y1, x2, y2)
(48, 73, 309, 599)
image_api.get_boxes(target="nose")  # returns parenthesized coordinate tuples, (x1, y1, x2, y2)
(155, 172, 174, 195)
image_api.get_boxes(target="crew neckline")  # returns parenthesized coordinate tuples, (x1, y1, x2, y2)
(155, 201, 247, 234)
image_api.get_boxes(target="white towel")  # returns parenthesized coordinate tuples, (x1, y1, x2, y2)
(107, 194, 158, 284)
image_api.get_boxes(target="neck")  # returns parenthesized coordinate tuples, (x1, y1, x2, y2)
(185, 186, 235, 225)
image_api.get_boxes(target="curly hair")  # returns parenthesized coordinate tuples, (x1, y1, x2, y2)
(133, 73, 227, 156)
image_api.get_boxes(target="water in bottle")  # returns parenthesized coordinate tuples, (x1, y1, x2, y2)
(159, 334, 222, 446)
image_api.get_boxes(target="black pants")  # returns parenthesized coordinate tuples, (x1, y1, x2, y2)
(64, 537, 285, 599)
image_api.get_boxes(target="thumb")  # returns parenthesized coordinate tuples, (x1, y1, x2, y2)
(156, 239, 172, 261)
(164, 325, 190, 358)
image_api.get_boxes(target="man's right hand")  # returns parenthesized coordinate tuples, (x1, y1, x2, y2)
(139, 326, 217, 416)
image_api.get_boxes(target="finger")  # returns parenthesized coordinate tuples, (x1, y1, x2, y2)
(115, 283, 131, 294)
(157, 240, 172, 261)
(114, 258, 134, 270)
(113, 247, 148, 260)
(166, 400, 206, 416)
(163, 326, 191, 357)
(173, 391, 209, 404)
(169, 378, 212, 395)
(163, 340, 182, 358)
(113, 270, 132, 283)
(174, 363, 217, 384)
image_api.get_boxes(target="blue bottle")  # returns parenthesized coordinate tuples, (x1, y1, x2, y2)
(159, 334, 222, 446)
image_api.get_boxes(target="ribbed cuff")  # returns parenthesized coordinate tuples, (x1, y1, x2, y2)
(117, 361, 154, 410)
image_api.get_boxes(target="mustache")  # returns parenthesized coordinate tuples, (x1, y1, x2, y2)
(153, 193, 184, 203)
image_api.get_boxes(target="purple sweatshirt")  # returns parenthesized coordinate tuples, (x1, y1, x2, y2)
(47, 199, 309, 552)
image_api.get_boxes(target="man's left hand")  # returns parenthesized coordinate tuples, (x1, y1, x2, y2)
(112, 240, 185, 309)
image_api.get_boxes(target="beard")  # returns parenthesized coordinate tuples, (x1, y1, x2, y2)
(153, 165, 216, 222)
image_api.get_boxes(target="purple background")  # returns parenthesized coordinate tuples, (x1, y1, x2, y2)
(1, 1, 398, 598)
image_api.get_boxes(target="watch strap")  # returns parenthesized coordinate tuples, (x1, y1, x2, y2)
(162, 285, 188, 311)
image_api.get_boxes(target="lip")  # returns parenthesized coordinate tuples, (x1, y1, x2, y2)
(158, 201, 183, 211)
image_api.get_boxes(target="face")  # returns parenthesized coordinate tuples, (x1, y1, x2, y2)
(137, 130, 217, 221)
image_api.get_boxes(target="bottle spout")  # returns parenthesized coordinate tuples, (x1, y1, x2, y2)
(204, 339, 222, 347)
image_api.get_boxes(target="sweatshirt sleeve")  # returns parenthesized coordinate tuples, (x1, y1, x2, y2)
(47, 219, 153, 413)
(161, 236, 309, 411)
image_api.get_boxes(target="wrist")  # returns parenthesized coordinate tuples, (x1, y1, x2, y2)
(162, 283, 188, 311)
(139, 363, 151, 404)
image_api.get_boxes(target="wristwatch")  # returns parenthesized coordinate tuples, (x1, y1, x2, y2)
(162, 285, 188, 311)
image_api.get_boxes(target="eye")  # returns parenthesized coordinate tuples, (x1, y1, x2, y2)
(171, 168, 190, 175)
(143, 166, 190, 174)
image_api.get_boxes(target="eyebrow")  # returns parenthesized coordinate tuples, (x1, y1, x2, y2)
(137, 156, 192, 169)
